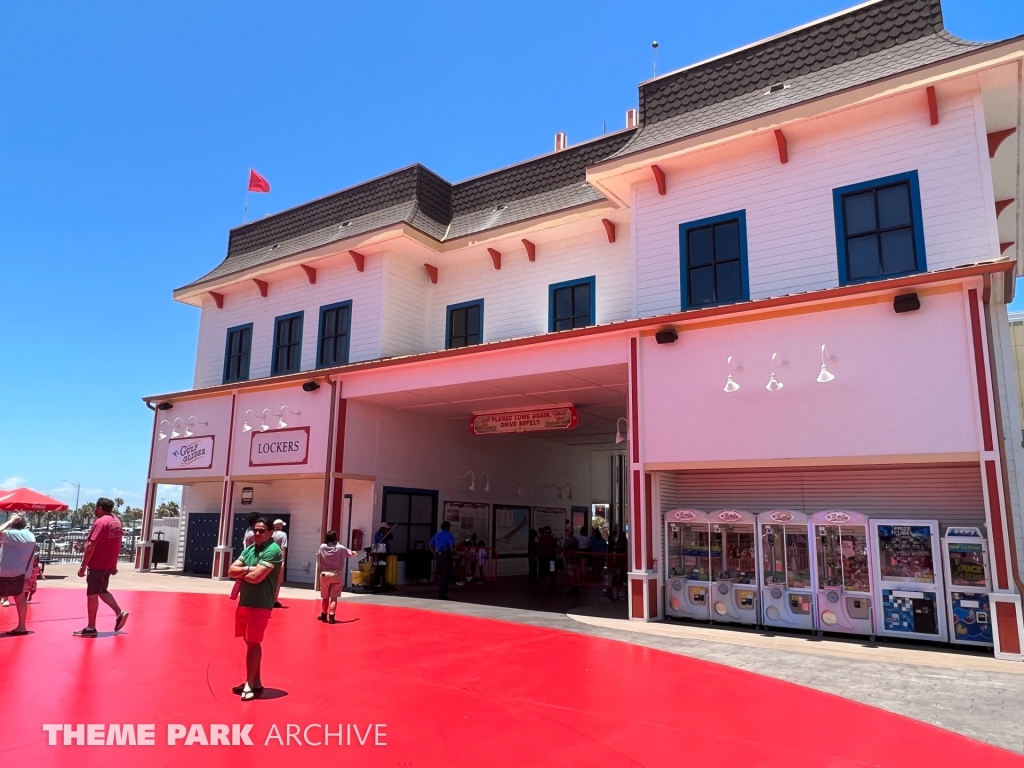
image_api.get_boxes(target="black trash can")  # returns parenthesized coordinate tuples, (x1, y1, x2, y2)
(405, 541, 433, 583)
(151, 533, 170, 567)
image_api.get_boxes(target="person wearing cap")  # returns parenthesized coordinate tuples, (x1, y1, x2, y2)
(370, 522, 392, 592)
(428, 521, 457, 600)
(271, 519, 288, 608)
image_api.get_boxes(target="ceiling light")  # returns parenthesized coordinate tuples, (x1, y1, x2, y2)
(817, 345, 837, 384)
(724, 356, 743, 393)
(766, 353, 789, 392)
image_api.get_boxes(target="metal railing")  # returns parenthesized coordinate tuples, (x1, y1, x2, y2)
(34, 530, 139, 564)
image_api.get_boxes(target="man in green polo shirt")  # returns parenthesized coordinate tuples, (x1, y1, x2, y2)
(227, 518, 282, 701)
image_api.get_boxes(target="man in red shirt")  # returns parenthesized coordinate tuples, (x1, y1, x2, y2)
(74, 498, 129, 637)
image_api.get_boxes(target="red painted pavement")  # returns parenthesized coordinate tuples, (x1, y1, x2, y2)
(1, 588, 1020, 767)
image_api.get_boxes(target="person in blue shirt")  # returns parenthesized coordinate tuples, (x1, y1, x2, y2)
(428, 521, 457, 600)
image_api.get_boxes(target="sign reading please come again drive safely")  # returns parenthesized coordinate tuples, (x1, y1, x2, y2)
(470, 406, 577, 435)
(249, 427, 310, 467)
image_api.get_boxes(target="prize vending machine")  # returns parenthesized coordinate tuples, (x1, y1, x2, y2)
(811, 510, 874, 637)
(870, 519, 948, 643)
(757, 510, 814, 631)
(664, 509, 712, 621)
(709, 509, 759, 625)
(941, 527, 993, 647)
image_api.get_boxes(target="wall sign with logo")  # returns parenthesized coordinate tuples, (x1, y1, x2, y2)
(470, 406, 577, 435)
(165, 436, 215, 471)
(249, 427, 310, 467)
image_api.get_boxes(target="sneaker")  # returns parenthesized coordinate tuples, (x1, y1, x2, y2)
(456, 581, 465, 586)
(328, 614, 336, 624)
(73, 627, 98, 638)
(115, 611, 129, 632)
(273, 601, 284, 609)
(0, 599, 8, 607)
(317, 613, 327, 622)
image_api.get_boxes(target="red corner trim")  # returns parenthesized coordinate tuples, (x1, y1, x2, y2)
(988, 128, 1017, 158)
(300, 265, 317, 284)
(424, 264, 438, 284)
(630, 578, 644, 619)
(209, 291, 224, 309)
(602, 219, 616, 243)
(985, 460, 1010, 590)
(996, 199, 1015, 218)
(522, 239, 536, 262)
(252, 278, 268, 297)
(968, 288, 994, 452)
(487, 248, 501, 270)
(631, 470, 642, 569)
(774, 129, 789, 164)
(630, 338, 640, 464)
(926, 86, 939, 125)
(996, 601, 1021, 654)
(349, 250, 366, 272)
(651, 165, 666, 195)
(1001, 242, 1015, 255)
(644, 472, 653, 569)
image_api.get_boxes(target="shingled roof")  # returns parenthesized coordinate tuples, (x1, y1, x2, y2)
(608, 0, 986, 159)
(180, 0, 1003, 294)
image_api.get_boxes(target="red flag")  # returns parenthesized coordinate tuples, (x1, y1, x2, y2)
(247, 169, 271, 193)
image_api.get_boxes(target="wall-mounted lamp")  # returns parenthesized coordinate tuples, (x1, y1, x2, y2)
(157, 420, 172, 440)
(817, 345, 838, 383)
(184, 417, 209, 437)
(170, 417, 186, 438)
(766, 353, 789, 392)
(242, 409, 272, 433)
(458, 471, 490, 492)
(724, 356, 743, 393)
(551, 482, 573, 500)
(276, 406, 301, 429)
(302, 381, 320, 392)
(614, 418, 628, 445)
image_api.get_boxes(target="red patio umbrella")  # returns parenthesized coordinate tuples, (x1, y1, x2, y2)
(0, 488, 69, 512)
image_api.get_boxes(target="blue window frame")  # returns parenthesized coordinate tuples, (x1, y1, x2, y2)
(271, 311, 303, 375)
(446, 299, 484, 349)
(222, 323, 253, 384)
(833, 171, 926, 285)
(317, 300, 352, 367)
(679, 211, 749, 308)
(549, 276, 595, 332)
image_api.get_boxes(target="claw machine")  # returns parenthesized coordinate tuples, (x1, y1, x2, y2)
(941, 527, 992, 647)
(870, 519, 948, 643)
(709, 509, 759, 625)
(812, 510, 874, 637)
(664, 509, 712, 621)
(758, 510, 814, 631)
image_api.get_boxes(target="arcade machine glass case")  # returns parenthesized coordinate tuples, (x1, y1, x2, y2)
(758, 509, 814, 631)
(664, 509, 712, 621)
(941, 526, 993, 647)
(708, 509, 759, 625)
(812, 510, 874, 637)
(870, 519, 948, 642)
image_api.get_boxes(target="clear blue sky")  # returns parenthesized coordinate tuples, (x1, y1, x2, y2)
(1, 1, 1022, 509)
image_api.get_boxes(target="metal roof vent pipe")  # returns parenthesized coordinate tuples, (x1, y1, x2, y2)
(554, 132, 568, 152)
(626, 108, 638, 129)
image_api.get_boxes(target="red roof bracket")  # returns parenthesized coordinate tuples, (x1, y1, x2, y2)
(1001, 242, 1015, 255)
(926, 86, 939, 125)
(209, 291, 224, 309)
(300, 265, 317, 284)
(522, 239, 536, 262)
(602, 219, 616, 243)
(487, 248, 501, 270)
(774, 129, 789, 164)
(988, 128, 1017, 158)
(424, 264, 438, 284)
(651, 165, 666, 195)
(996, 199, 1015, 218)
(349, 250, 365, 272)
(253, 279, 268, 298)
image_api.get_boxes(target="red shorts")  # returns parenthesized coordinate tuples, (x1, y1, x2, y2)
(234, 606, 272, 643)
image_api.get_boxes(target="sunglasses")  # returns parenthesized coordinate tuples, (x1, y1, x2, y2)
(253, 528, 271, 535)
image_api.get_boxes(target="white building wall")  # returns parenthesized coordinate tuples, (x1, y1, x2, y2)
(634, 88, 995, 317)
(381, 253, 429, 358)
(230, 479, 324, 585)
(192, 256, 384, 389)
(423, 229, 633, 350)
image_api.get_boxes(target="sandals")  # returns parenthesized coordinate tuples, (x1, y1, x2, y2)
(232, 682, 264, 696)
(4, 629, 28, 636)
(240, 683, 260, 702)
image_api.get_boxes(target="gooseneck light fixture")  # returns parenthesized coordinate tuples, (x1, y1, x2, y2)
(724, 356, 743, 393)
(184, 417, 209, 437)
(157, 420, 172, 440)
(276, 406, 301, 429)
(242, 409, 272, 433)
(614, 418, 628, 445)
(765, 353, 789, 392)
(817, 345, 838, 383)
(170, 417, 186, 438)
(459, 471, 491, 493)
